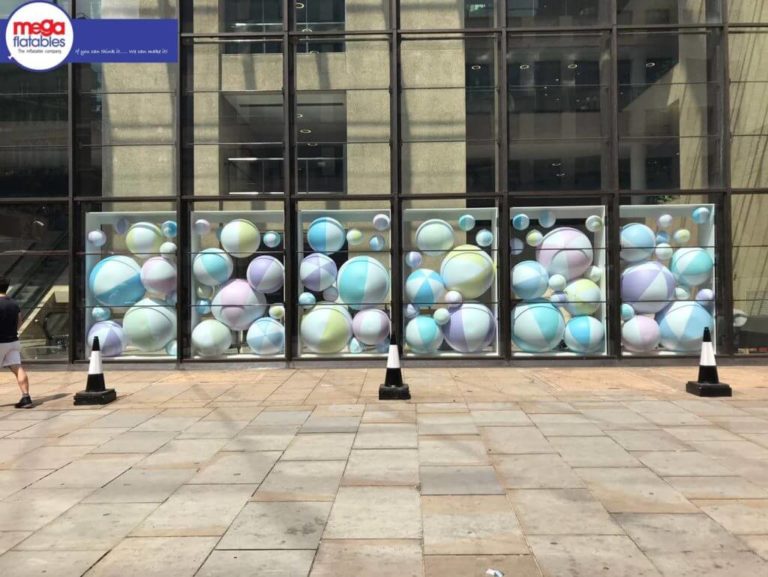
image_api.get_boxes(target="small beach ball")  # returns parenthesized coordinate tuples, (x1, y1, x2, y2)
(621, 261, 675, 314)
(676, 287, 691, 300)
(564, 279, 602, 317)
(263, 231, 282, 249)
(475, 229, 494, 248)
(442, 303, 496, 353)
(445, 290, 463, 308)
(337, 256, 391, 309)
(247, 255, 285, 294)
(621, 303, 636, 321)
(656, 231, 670, 244)
(269, 305, 285, 320)
(194, 219, 211, 235)
(161, 220, 177, 239)
(88, 230, 107, 247)
(349, 337, 366, 354)
(141, 257, 177, 296)
(692, 206, 711, 224)
(373, 213, 391, 231)
(440, 245, 495, 299)
(406, 316, 444, 354)
(160, 242, 177, 258)
(192, 319, 232, 357)
(346, 229, 363, 246)
(511, 301, 565, 353)
(369, 234, 386, 251)
(539, 211, 556, 229)
(300, 253, 337, 292)
(247, 317, 285, 356)
(196, 285, 214, 299)
(433, 308, 451, 326)
(299, 292, 317, 308)
(193, 248, 233, 287)
(126, 222, 164, 258)
(123, 298, 177, 352)
(526, 230, 543, 247)
(657, 301, 713, 352)
(196, 299, 211, 315)
(586, 266, 603, 284)
(115, 217, 129, 235)
(352, 309, 390, 345)
(510, 237, 525, 256)
(585, 215, 603, 233)
(536, 227, 594, 280)
(548, 274, 567, 292)
(211, 279, 267, 331)
(307, 216, 346, 254)
(89, 255, 145, 307)
(416, 219, 455, 256)
(657, 214, 674, 230)
(550, 291, 568, 305)
(301, 306, 353, 354)
(220, 219, 261, 258)
(620, 223, 656, 263)
(512, 213, 530, 231)
(405, 304, 421, 319)
(622, 316, 661, 353)
(458, 214, 476, 231)
(92, 307, 111, 322)
(655, 243, 674, 261)
(87, 321, 125, 357)
(406, 269, 446, 305)
(165, 340, 177, 357)
(564, 316, 605, 354)
(671, 247, 714, 287)
(673, 229, 691, 245)
(512, 260, 549, 300)
(696, 288, 715, 310)
(405, 251, 423, 269)
(323, 286, 339, 302)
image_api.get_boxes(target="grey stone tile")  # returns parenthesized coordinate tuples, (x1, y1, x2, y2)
(0, 470, 55, 500)
(696, 500, 768, 534)
(136, 439, 227, 469)
(740, 535, 768, 561)
(549, 437, 640, 467)
(581, 408, 655, 429)
(197, 550, 315, 577)
(309, 540, 423, 577)
(324, 487, 421, 539)
(354, 424, 417, 449)
(420, 465, 504, 495)
(0, 439, 51, 466)
(282, 433, 355, 461)
(640, 412, 711, 427)
(419, 436, 490, 465)
(88, 410, 159, 428)
(530, 413, 592, 425)
(86, 537, 217, 577)
(5, 415, 98, 438)
(418, 413, 478, 435)
(648, 550, 768, 577)
(189, 451, 281, 485)
(251, 411, 311, 426)
(223, 430, 296, 452)
(0, 488, 93, 531)
(300, 415, 360, 433)
(254, 460, 345, 501)
(361, 410, 417, 424)
(536, 423, 606, 437)
(4, 445, 96, 470)
(519, 401, 578, 414)
(90, 431, 176, 454)
(638, 451, 733, 477)
(424, 554, 542, 577)
(470, 410, 532, 426)
(217, 501, 331, 549)
(0, 531, 31, 555)
(481, 427, 554, 455)
(510, 489, 622, 535)
(708, 416, 768, 433)
(493, 454, 585, 489)
(689, 440, 768, 461)
(175, 420, 250, 439)
(0, 550, 105, 577)
(664, 427, 743, 442)
(342, 449, 419, 486)
(84, 468, 196, 504)
(665, 476, 768, 499)
(32, 454, 143, 489)
(55, 428, 131, 446)
(607, 430, 690, 452)
(131, 415, 203, 432)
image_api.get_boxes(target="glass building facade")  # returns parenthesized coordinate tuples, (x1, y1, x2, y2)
(1, 0, 768, 364)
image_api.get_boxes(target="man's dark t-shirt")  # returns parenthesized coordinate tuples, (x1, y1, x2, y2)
(0, 297, 20, 343)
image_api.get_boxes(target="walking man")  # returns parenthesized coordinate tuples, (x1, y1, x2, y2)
(0, 277, 32, 408)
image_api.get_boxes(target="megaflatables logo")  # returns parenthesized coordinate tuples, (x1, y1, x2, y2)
(5, 1, 73, 71)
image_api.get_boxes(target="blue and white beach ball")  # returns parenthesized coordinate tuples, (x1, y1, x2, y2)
(512, 260, 549, 300)
(564, 316, 605, 354)
(622, 316, 661, 353)
(220, 219, 261, 258)
(300, 306, 353, 354)
(405, 251, 423, 268)
(692, 206, 711, 224)
(539, 211, 556, 229)
(656, 231, 671, 244)
(512, 213, 530, 231)
(126, 222, 164, 258)
(161, 220, 177, 239)
(510, 237, 525, 256)
(458, 214, 476, 232)
(337, 256, 390, 310)
(369, 235, 386, 251)
(307, 217, 346, 254)
(657, 301, 713, 352)
(511, 301, 565, 353)
(440, 245, 495, 299)
(247, 255, 285, 294)
(621, 261, 675, 314)
(299, 292, 317, 308)
(536, 227, 594, 280)
(564, 279, 602, 317)
(193, 248, 233, 287)
(620, 303, 636, 321)
(670, 247, 714, 287)
(405, 316, 444, 354)
(433, 308, 451, 326)
(123, 298, 177, 352)
(89, 255, 145, 307)
(406, 269, 446, 305)
(657, 214, 673, 230)
(87, 230, 107, 247)
(373, 213, 391, 231)
(416, 219, 455, 256)
(352, 309, 390, 346)
(441, 303, 496, 353)
(475, 229, 494, 248)
(247, 317, 285, 356)
(211, 279, 267, 331)
(196, 299, 211, 316)
(141, 257, 177, 296)
(192, 319, 232, 357)
(91, 307, 111, 322)
(300, 253, 337, 292)
(620, 223, 656, 263)
(263, 231, 282, 249)
(194, 219, 211, 235)
(87, 321, 125, 357)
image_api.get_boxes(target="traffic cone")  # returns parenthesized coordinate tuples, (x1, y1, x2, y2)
(379, 334, 410, 400)
(74, 336, 117, 405)
(686, 327, 732, 397)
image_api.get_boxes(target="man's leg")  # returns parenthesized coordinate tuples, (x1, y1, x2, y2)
(9, 364, 29, 397)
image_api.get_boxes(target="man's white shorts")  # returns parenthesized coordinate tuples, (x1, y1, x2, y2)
(0, 341, 22, 367)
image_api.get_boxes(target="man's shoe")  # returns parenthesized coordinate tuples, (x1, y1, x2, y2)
(14, 396, 33, 409)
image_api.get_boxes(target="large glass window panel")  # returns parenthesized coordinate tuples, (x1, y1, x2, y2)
(507, 0, 609, 27)
(77, 1, 175, 18)
(729, 1, 768, 23)
(403, 201, 499, 357)
(617, 1, 720, 25)
(1, 1, 69, 17)
(509, 140, 608, 191)
(297, 202, 392, 358)
(76, 145, 176, 198)
(400, 0, 495, 29)
(620, 198, 717, 356)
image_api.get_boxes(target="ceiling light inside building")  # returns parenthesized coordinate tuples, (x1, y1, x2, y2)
(302, 28, 312, 33)
(299, 128, 312, 134)
(519, 64, 530, 70)
(296, 2, 304, 8)
(471, 65, 481, 70)
(646, 62, 656, 68)
(567, 63, 578, 69)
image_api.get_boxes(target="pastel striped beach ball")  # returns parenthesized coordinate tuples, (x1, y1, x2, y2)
(211, 279, 267, 331)
(247, 255, 285, 294)
(337, 256, 390, 310)
(458, 214, 476, 231)
(692, 206, 711, 224)
(192, 319, 232, 357)
(247, 317, 285, 356)
(440, 245, 495, 299)
(299, 292, 317, 308)
(301, 306, 353, 354)
(123, 298, 177, 352)
(512, 213, 530, 231)
(564, 279, 602, 317)
(406, 269, 446, 305)
(622, 316, 661, 353)
(263, 231, 282, 248)
(126, 222, 164, 258)
(307, 217, 346, 254)
(405, 251, 423, 268)
(87, 321, 125, 357)
(92, 307, 111, 322)
(564, 316, 605, 354)
(536, 227, 594, 280)
(657, 301, 713, 352)
(416, 219, 455, 256)
(512, 260, 549, 300)
(621, 303, 636, 321)
(87, 230, 107, 247)
(352, 308, 390, 346)
(539, 211, 556, 228)
(670, 248, 714, 288)
(405, 316, 444, 354)
(220, 219, 261, 258)
(89, 255, 145, 307)
(621, 261, 675, 314)
(300, 253, 338, 292)
(441, 303, 496, 353)
(475, 229, 494, 247)
(193, 248, 233, 287)
(162, 220, 177, 239)
(620, 223, 656, 263)
(696, 288, 715, 310)
(141, 257, 177, 296)
(511, 301, 565, 353)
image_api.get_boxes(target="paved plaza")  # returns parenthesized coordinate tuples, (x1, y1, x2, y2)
(1, 365, 768, 576)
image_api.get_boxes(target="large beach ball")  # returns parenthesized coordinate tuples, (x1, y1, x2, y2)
(564, 279, 602, 317)
(620, 223, 656, 263)
(622, 316, 661, 353)
(441, 303, 496, 353)
(123, 298, 177, 352)
(416, 219, 454, 256)
(307, 217, 345, 254)
(300, 253, 337, 292)
(211, 279, 266, 331)
(511, 302, 565, 353)
(406, 269, 446, 305)
(89, 255, 145, 307)
(564, 316, 605, 354)
(670, 248, 714, 288)
(440, 245, 495, 299)
(512, 260, 549, 300)
(247, 256, 284, 294)
(141, 257, 177, 296)
(246, 317, 285, 356)
(405, 316, 444, 354)
(220, 219, 261, 258)
(87, 321, 125, 357)
(300, 306, 353, 354)
(192, 319, 232, 357)
(657, 302, 713, 352)
(352, 309, 390, 346)
(126, 222, 164, 258)
(621, 261, 675, 314)
(337, 256, 390, 310)
(536, 227, 594, 280)
(193, 248, 233, 287)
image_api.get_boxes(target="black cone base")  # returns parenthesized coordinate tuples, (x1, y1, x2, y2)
(74, 388, 117, 405)
(379, 382, 411, 400)
(686, 381, 732, 397)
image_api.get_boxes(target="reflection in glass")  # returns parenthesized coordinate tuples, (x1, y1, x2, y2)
(617, 1, 720, 25)
(507, 0, 608, 27)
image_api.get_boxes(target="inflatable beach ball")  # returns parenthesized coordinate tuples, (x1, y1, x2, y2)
(123, 298, 177, 352)
(620, 223, 656, 263)
(445, 290, 463, 308)
(194, 219, 211, 235)
(301, 306, 353, 354)
(657, 301, 713, 352)
(416, 219, 454, 256)
(263, 231, 281, 248)
(196, 299, 211, 316)
(352, 309, 390, 346)
(165, 340, 177, 357)
(247, 255, 284, 294)
(564, 279, 602, 317)
(349, 337, 366, 354)
(621, 261, 675, 314)
(211, 279, 267, 331)
(511, 301, 565, 353)
(323, 286, 339, 302)
(526, 230, 543, 247)
(549, 274, 567, 292)
(192, 319, 232, 357)
(307, 217, 345, 254)
(657, 214, 673, 230)
(92, 307, 111, 322)
(193, 248, 233, 287)
(160, 242, 177, 258)
(369, 235, 386, 252)
(337, 256, 390, 310)
(655, 243, 674, 261)
(115, 217, 129, 235)
(373, 213, 391, 231)
(405, 304, 421, 319)
(89, 255, 145, 307)
(440, 245, 495, 299)
(87, 230, 107, 247)
(670, 247, 714, 288)
(220, 219, 261, 258)
(299, 292, 317, 308)
(512, 213, 530, 231)
(539, 211, 556, 229)
(458, 214, 476, 231)
(586, 266, 603, 284)
(346, 229, 363, 246)
(269, 305, 285, 320)
(300, 253, 337, 292)
(126, 222, 164, 258)
(87, 321, 125, 358)
(247, 317, 285, 356)
(696, 288, 715, 310)
(405, 251, 423, 269)
(536, 227, 594, 280)
(475, 229, 494, 248)
(622, 316, 661, 353)
(161, 220, 177, 239)
(433, 308, 451, 326)
(441, 303, 496, 353)
(141, 257, 177, 296)
(564, 316, 605, 354)
(585, 215, 603, 232)
(406, 269, 446, 305)
(510, 237, 525, 256)
(692, 206, 711, 224)
(512, 260, 549, 300)
(673, 229, 691, 245)
(406, 316, 444, 354)
(621, 303, 636, 321)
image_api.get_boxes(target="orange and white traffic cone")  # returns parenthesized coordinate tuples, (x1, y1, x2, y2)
(379, 334, 410, 400)
(686, 327, 732, 397)
(74, 336, 117, 405)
